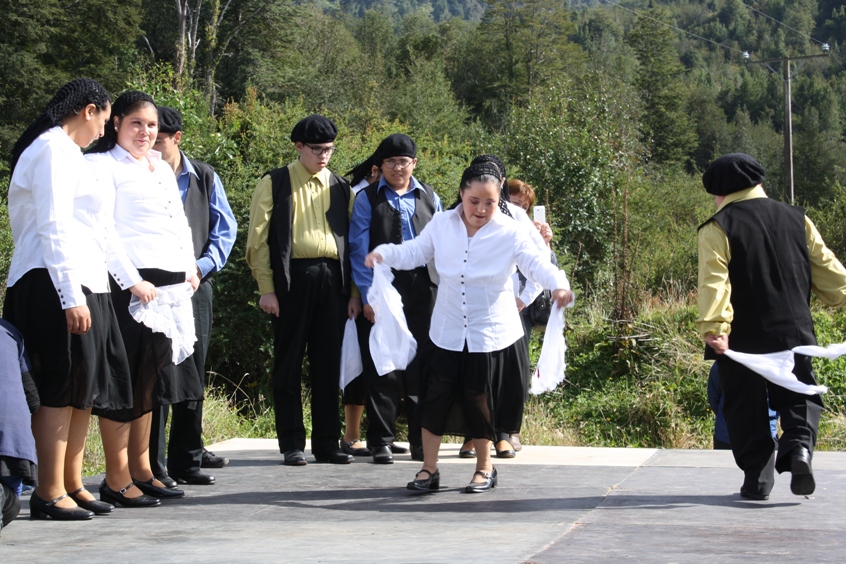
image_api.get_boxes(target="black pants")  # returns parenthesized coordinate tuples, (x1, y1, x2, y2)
(359, 268, 435, 449)
(717, 353, 823, 496)
(150, 279, 213, 476)
(271, 259, 345, 454)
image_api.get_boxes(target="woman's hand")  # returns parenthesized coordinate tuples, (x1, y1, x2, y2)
(129, 281, 157, 304)
(516, 298, 527, 312)
(534, 221, 553, 245)
(551, 289, 574, 308)
(65, 305, 92, 335)
(364, 252, 383, 268)
(348, 296, 362, 320)
(188, 274, 200, 292)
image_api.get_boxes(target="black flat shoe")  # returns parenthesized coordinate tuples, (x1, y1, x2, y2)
(283, 449, 307, 466)
(407, 469, 440, 491)
(173, 470, 215, 485)
(68, 487, 114, 514)
(790, 447, 816, 496)
(465, 468, 497, 493)
(739, 487, 769, 501)
(133, 477, 185, 498)
(372, 445, 394, 464)
(495, 444, 516, 459)
(201, 449, 229, 468)
(458, 449, 476, 459)
(342, 439, 372, 457)
(30, 493, 94, 520)
(154, 474, 179, 489)
(313, 449, 353, 464)
(410, 444, 424, 461)
(98, 481, 160, 508)
(390, 443, 409, 454)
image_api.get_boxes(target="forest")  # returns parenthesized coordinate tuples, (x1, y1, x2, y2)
(3, 0, 846, 449)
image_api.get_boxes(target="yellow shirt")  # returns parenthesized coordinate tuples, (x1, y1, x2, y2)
(696, 186, 846, 339)
(245, 159, 356, 295)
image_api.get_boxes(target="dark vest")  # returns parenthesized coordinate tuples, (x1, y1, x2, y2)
(701, 197, 816, 355)
(266, 165, 351, 296)
(182, 159, 216, 264)
(363, 181, 439, 284)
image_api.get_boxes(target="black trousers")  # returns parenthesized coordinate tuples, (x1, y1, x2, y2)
(150, 279, 213, 476)
(271, 259, 345, 454)
(359, 268, 435, 449)
(717, 353, 823, 496)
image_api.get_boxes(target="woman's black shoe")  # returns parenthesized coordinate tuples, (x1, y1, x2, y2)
(407, 469, 440, 491)
(98, 481, 161, 508)
(133, 477, 185, 498)
(341, 439, 372, 457)
(30, 493, 94, 520)
(465, 468, 497, 493)
(458, 449, 476, 459)
(68, 487, 114, 514)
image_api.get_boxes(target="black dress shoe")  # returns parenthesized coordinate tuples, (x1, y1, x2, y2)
(342, 439, 372, 457)
(313, 449, 353, 464)
(98, 481, 160, 508)
(372, 445, 394, 464)
(283, 450, 307, 466)
(201, 449, 229, 468)
(133, 478, 186, 498)
(410, 444, 424, 461)
(30, 493, 94, 520)
(790, 447, 816, 496)
(465, 468, 497, 493)
(407, 469, 440, 491)
(173, 470, 215, 485)
(739, 487, 769, 501)
(495, 443, 517, 459)
(390, 443, 409, 454)
(458, 449, 476, 459)
(68, 487, 114, 514)
(154, 474, 179, 489)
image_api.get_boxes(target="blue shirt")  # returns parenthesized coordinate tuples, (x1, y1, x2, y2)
(175, 152, 238, 278)
(350, 176, 442, 305)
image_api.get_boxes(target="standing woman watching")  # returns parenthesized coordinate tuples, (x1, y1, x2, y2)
(86, 91, 201, 505)
(365, 163, 573, 492)
(4, 79, 147, 519)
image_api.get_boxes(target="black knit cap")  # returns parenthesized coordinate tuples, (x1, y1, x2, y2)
(290, 114, 338, 144)
(471, 154, 507, 181)
(374, 133, 416, 164)
(157, 106, 183, 134)
(702, 153, 766, 196)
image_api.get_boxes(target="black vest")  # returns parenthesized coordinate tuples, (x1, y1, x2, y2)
(363, 181, 439, 284)
(266, 165, 351, 296)
(701, 197, 816, 355)
(182, 159, 216, 263)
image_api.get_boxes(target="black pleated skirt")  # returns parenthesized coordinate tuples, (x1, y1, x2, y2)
(3, 268, 132, 412)
(94, 268, 203, 422)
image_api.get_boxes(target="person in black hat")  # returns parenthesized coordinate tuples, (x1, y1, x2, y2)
(147, 106, 237, 486)
(349, 133, 443, 463)
(246, 114, 360, 465)
(697, 152, 846, 500)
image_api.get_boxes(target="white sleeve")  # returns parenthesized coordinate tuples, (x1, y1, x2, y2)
(375, 216, 437, 271)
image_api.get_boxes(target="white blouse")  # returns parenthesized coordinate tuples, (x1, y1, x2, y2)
(509, 203, 546, 305)
(375, 205, 571, 353)
(86, 146, 195, 279)
(7, 127, 141, 308)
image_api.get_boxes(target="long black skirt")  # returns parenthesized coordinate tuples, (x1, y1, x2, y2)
(94, 268, 203, 422)
(3, 268, 132, 412)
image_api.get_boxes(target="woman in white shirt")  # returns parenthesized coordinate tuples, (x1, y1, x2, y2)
(85, 91, 201, 505)
(365, 162, 574, 493)
(4, 79, 157, 520)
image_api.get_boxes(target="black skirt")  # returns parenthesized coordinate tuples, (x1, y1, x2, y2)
(94, 268, 203, 422)
(3, 268, 132, 412)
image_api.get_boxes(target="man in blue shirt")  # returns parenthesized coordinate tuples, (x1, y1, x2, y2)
(349, 133, 442, 463)
(150, 106, 237, 486)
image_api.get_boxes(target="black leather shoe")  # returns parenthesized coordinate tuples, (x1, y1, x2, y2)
(154, 474, 178, 489)
(407, 469, 440, 491)
(790, 447, 815, 496)
(98, 481, 160, 508)
(372, 445, 394, 464)
(173, 470, 215, 485)
(465, 468, 497, 493)
(201, 449, 229, 468)
(410, 444, 424, 461)
(390, 443, 408, 454)
(68, 487, 114, 514)
(283, 450, 307, 466)
(133, 478, 186, 498)
(342, 439, 372, 457)
(739, 487, 769, 501)
(313, 449, 353, 464)
(458, 449, 476, 459)
(495, 440, 516, 459)
(30, 493, 94, 520)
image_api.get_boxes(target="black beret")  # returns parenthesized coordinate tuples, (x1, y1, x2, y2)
(157, 106, 183, 134)
(290, 114, 338, 144)
(375, 133, 417, 164)
(702, 153, 766, 196)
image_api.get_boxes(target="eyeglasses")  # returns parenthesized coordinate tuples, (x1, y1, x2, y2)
(382, 158, 415, 170)
(303, 143, 336, 156)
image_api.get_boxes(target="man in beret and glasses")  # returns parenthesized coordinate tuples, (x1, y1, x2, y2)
(696, 153, 846, 500)
(246, 115, 360, 465)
